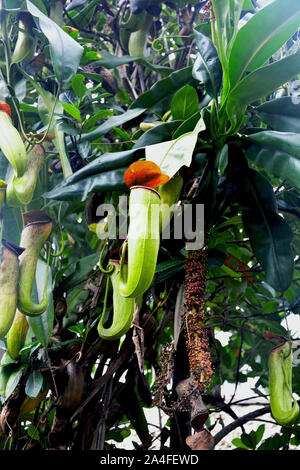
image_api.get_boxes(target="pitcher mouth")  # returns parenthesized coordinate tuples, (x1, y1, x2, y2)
(1, 239, 24, 258)
(23, 210, 52, 227)
(130, 185, 161, 199)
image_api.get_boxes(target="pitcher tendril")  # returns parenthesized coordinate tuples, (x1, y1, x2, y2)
(151, 35, 194, 52)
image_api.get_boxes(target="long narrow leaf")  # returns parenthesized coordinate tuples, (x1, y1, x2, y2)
(246, 143, 300, 191)
(234, 161, 294, 291)
(226, 52, 300, 126)
(228, 0, 300, 87)
(254, 97, 300, 133)
(193, 29, 223, 100)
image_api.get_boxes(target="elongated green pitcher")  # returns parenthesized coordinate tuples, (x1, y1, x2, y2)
(0, 241, 24, 339)
(7, 310, 29, 359)
(269, 340, 299, 426)
(118, 186, 161, 298)
(7, 144, 44, 207)
(18, 211, 52, 316)
(98, 260, 142, 341)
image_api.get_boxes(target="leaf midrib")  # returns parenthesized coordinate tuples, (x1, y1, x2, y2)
(232, 9, 300, 87)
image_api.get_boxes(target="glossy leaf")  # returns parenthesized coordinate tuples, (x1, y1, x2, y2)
(71, 73, 86, 101)
(25, 370, 43, 398)
(234, 161, 294, 291)
(226, 52, 300, 127)
(192, 29, 223, 100)
(246, 144, 300, 191)
(27, 0, 83, 84)
(145, 119, 204, 179)
(155, 260, 184, 284)
(171, 85, 199, 121)
(254, 97, 300, 133)
(0, 363, 23, 400)
(172, 111, 202, 139)
(245, 130, 300, 189)
(44, 168, 127, 201)
(246, 130, 300, 159)
(50, 148, 140, 187)
(63, 253, 99, 289)
(228, 0, 300, 87)
(61, 102, 81, 122)
(2, 204, 23, 245)
(211, 0, 231, 64)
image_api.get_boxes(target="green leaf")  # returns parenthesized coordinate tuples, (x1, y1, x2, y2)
(44, 168, 127, 201)
(145, 119, 205, 179)
(61, 102, 81, 122)
(262, 300, 280, 314)
(54, 148, 139, 186)
(155, 259, 184, 273)
(254, 97, 300, 133)
(226, 52, 300, 128)
(171, 85, 199, 121)
(228, 0, 300, 88)
(245, 131, 300, 190)
(192, 29, 222, 100)
(2, 204, 23, 245)
(82, 109, 114, 132)
(241, 431, 256, 450)
(0, 358, 20, 399)
(234, 161, 294, 291)
(80, 66, 195, 142)
(27, 0, 83, 84)
(210, 0, 231, 66)
(0, 364, 23, 400)
(247, 144, 300, 190)
(231, 437, 249, 449)
(27, 424, 40, 441)
(28, 260, 54, 347)
(25, 370, 43, 398)
(155, 263, 184, 284)
(241, 0, 255, 11)
(63, 253, 99, 289)
(68, 323, 85, 336)
(72, 73, 86, 101)
(255, 423, 265, 442)
(246, 130, 300, 159)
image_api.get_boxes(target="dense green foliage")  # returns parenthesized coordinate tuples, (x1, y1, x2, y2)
(0, 0, 300, 451)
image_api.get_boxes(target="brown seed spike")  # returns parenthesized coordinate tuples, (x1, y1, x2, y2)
(184, 249, 213, 392)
